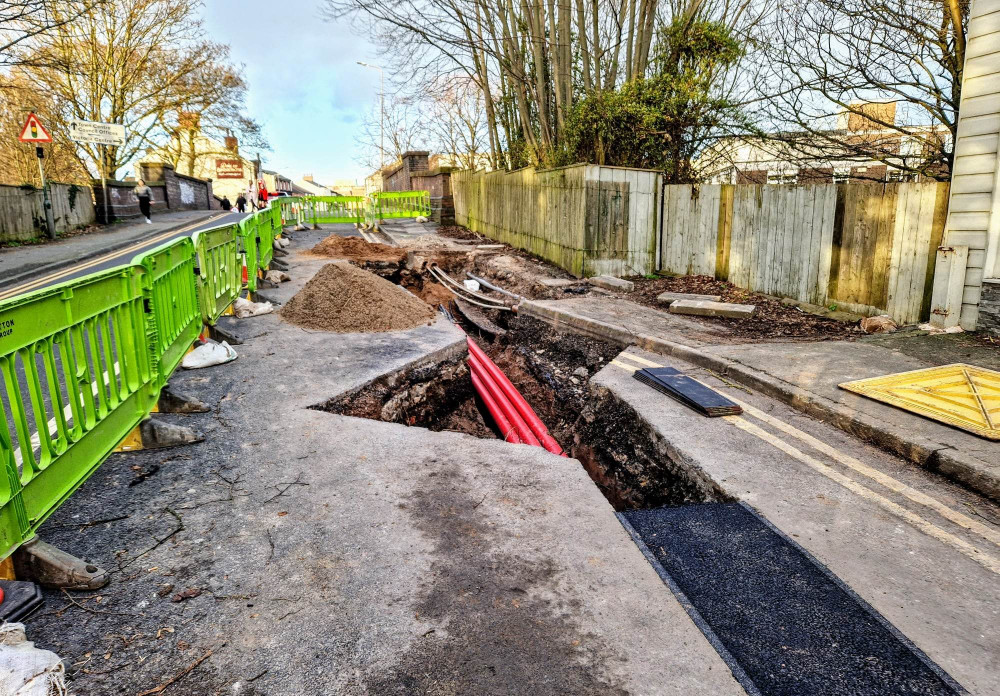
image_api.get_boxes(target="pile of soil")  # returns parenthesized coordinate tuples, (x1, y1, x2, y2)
(437, 225, 486, 241)
(628, 275, 859, 341)
(308, 234, 406, 263)
(281, 262, 435, 333)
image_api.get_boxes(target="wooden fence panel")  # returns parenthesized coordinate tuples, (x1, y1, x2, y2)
(453, 164, 660, 277)
(659, 181, 945, 324)
(0, 183, 94, 242)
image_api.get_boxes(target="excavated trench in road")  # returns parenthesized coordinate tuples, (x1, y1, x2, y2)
(312, 313, 729, 511)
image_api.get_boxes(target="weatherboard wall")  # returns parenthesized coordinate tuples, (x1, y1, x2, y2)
(943, 0, 1000, 330)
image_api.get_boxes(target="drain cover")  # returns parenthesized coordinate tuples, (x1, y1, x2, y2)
(633, 367, 742, 416)
(839, 363, 1000, 440)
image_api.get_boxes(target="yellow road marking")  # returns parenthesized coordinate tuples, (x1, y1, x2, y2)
(609, 351, 1000, 549)
(0, 214, 227, 301)
(727, 416, 1000, 576)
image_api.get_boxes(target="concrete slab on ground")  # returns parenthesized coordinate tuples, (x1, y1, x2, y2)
(593, 346, 1000, 696)
(25, 236, 745, 696)
(669, 299, 755, 318)
(587, 275, 634, 292)
(523, 295, 1000, 502)
(657, 291, 722, 305)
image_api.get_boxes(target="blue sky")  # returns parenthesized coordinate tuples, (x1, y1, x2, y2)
(201, 1, 376, 184)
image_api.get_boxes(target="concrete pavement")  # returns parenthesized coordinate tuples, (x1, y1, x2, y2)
(25, 232, 746, 696)
(523, 295, 1000, 502)
(592, 347, 1000, 695)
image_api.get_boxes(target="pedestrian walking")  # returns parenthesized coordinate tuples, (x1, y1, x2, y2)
(247, 181, 258, 211)
(221, 195, 232, 211)
(257, 181, 269, 209)
(235, 193, 246, 213)
(134, 179, 153, 224)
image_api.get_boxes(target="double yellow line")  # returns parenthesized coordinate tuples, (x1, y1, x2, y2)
(0, 214, 227, 302)
(610, 351, 1000, 575)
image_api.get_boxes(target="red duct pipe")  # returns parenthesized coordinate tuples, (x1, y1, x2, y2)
(469, 367, 522, 444)
(467, 338, 565, 456)
(468, 356, 541, 447)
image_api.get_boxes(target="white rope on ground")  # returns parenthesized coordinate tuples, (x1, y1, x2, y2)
(429, 264, 514, 308)
(427, 266, 513, 311)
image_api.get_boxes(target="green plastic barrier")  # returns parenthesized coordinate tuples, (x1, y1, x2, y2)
(238, 218, 260, 293)
(0, 204, 286, 560)
(0, 267, 156, 557)
(374, 191, 431, 219)
(193, 224, 242, 325)
(133, 237, 202, 385)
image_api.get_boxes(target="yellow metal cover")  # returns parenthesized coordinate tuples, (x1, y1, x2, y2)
(840, 363, 1000, 440)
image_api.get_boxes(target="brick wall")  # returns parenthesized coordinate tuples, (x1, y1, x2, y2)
(383, 151, 430, 192)
(93, 162, 216, 221)
(411, 168, 454, 224)
(979, 280, 1000, 337)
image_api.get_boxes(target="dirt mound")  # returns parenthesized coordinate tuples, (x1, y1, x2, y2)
(628, 275, 858, 341)
(308, 234, 406, 262)
(281, 262, 435, 333)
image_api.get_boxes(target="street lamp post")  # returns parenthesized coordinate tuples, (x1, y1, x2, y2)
(357, 61, 384, 192)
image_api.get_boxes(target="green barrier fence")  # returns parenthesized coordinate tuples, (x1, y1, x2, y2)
(134, 237, 203, 386)
(0, 266, 156, 557)
(0, 191, 430, 560)
(194, 225, 242, 325)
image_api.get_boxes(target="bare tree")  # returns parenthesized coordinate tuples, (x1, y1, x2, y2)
(8, 0, 267, 180)
(755, 0, 968, 180)
(354, 93, 429, 173)
(0, 0, 99, 66)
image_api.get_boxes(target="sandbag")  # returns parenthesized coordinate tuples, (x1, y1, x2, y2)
(264, 270, 290, 283)
(415, 215, 428, 223)
(181, 340, 238, 369)
(233, 297, 274, 318)
(276, 236, 291, 248)
(859, 315, 897, 334)
(0, 623, 67, 696)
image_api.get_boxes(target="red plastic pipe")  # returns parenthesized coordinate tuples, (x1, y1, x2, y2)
(467, 338, 565, 456)
(469, 356, 540, 447)
(469, 367, 522, 444)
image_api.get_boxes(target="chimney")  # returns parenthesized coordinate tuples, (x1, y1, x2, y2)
(303, 174, 314, 182)
(225, 136, 238, 153)
(178, 111, 200, 131)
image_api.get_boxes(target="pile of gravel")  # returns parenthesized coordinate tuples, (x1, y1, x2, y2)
(281, 262, 436, 333)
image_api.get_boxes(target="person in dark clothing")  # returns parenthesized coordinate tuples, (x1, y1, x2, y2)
(221, 195, 232, 211)
(134, 179, 153, 223)
(235, 193, 247, 213)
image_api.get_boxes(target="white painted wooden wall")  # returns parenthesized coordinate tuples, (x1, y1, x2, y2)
(942, 0, 1000, 329)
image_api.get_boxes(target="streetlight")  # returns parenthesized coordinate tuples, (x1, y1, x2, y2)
(357, 61, 384, 192)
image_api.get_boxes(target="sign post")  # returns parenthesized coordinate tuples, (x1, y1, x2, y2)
(68, 119, 126, 224)
(19, 113, 55, 239)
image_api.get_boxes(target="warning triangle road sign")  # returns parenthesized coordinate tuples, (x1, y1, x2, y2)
(18, 113, 52, 143)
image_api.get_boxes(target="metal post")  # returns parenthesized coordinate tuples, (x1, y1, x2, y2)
(357, 61, 385, 193)
(36, 146, 56, 239)
(100, 143, 110, 224)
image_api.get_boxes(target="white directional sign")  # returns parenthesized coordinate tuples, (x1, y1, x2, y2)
(68, 119, 126, 146)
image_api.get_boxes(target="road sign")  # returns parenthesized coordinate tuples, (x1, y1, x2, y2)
(68, 119, 126, 146)
(18, 113, 52, 143)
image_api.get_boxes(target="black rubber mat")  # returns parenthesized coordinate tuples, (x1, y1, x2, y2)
(633, 367, 742, 416)
(620, 503, 965, 696)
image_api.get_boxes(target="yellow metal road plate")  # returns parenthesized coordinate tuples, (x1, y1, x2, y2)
(840, 363, 1000, 440)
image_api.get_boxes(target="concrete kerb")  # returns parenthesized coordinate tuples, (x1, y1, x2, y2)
(520, 300, 1000, 503)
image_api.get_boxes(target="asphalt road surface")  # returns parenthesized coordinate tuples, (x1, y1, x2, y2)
(0, 210, 251, 303)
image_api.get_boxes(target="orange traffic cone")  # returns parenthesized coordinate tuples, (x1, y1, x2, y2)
(241, 254, 249, 284)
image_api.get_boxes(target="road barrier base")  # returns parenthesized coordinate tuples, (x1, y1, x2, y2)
(13, 538, 109, 590)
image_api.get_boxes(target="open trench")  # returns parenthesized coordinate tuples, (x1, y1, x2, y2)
(311, 266, 729, 511)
